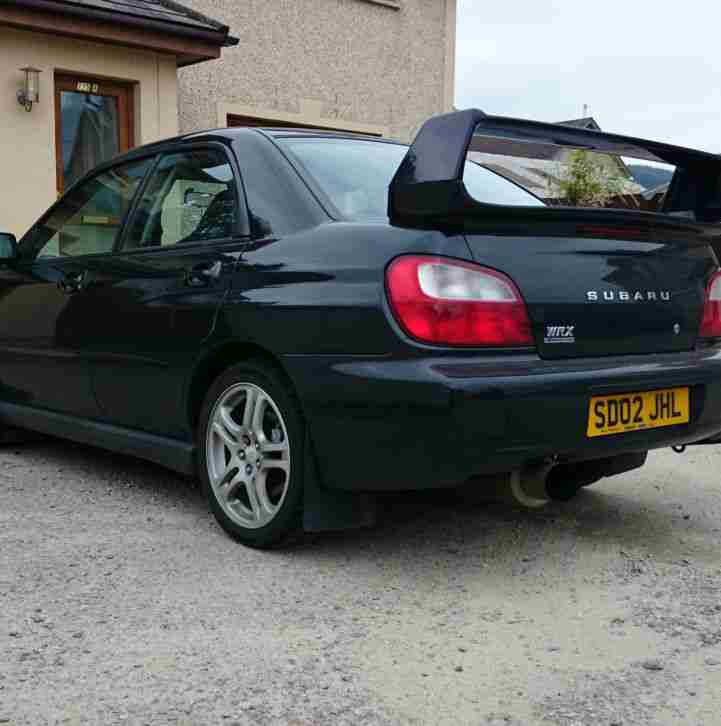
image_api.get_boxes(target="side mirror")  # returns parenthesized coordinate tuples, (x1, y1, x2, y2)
(0, 232, 17, 261)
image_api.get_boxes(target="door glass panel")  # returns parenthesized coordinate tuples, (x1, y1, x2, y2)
(123, 150, 237, 250)
(60, 91, 120, 190)
(24, 159, 153, 260)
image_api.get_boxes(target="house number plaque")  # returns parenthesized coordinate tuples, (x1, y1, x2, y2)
(76, 81, 100, 94)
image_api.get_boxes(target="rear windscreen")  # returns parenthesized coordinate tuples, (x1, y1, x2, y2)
(282, 137, 543, 221)
(468, 130, 677, 214)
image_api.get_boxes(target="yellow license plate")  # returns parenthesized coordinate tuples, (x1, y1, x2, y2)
(587, 387, 689, 438)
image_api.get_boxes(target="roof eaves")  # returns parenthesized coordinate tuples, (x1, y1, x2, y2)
(8, 0, 236, 44)
(155, 0, 225, 33)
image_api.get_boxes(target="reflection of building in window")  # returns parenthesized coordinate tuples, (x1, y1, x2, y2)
(125, 152, 236, 249)
(35, 161, 152, 258)
(154, 159, 235, 245)
(162, 179, 230, 244)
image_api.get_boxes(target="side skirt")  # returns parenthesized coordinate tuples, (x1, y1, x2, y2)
(0, 402, 196, 476)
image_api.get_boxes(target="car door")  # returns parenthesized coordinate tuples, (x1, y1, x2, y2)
(72, 144, 247, 439)
(0, 158, 153, 417)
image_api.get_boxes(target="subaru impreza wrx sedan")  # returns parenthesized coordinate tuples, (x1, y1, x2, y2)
(2, 109, 721, 548)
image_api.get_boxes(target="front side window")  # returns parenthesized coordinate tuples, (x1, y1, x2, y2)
(24, 158, 153, 260)
(281, 138, 544, 221)
(123, 149, 237, 250)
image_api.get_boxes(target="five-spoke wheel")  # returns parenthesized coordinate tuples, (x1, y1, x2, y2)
(207, 383, 291, 528)
(199, 361, 303, 547)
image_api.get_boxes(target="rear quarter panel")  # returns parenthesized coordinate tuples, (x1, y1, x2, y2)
(206, 222, 473, 490)
(216, 222, 471, 356)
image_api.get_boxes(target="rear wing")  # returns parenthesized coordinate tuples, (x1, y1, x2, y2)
(388, 109, 721, 224)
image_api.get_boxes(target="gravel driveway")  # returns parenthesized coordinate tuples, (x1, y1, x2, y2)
(1, 438, 720, 725)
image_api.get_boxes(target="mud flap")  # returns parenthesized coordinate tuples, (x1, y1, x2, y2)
(302, 437, 376, 532)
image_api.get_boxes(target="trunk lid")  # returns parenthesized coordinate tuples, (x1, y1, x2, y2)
(464, 216, 718, 359)
(389, 108, 721, 358)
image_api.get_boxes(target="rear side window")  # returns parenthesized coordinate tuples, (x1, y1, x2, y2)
(123, 149, 237, 250)
(282, 138, 543, 221)
(25, 159, 152, 259)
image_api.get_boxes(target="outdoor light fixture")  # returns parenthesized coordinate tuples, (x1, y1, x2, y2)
(17, 67, 41, 112)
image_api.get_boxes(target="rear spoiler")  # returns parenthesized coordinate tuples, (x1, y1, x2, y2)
(388, 109, 721, 224)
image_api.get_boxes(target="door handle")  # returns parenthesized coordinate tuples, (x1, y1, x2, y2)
(185, 260, 223, 287)
(57, 270, 87, 294)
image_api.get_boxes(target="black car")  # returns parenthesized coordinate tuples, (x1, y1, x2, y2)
(2, 109, 721, 548)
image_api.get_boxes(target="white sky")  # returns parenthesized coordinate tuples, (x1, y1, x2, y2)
(455, 0, 721, 153)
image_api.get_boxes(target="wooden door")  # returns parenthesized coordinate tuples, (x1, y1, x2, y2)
(54, 74, 135, 195)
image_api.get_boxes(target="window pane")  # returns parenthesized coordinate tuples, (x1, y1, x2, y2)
(283, 139, 407, 220)
(468, 132, 665, 211)
(282, 138, 543, 221)
(124, 150, 237, 250)
(61, 92, 120, 190)
(462, 162, 545, 207)
(27, 159, 152, 259)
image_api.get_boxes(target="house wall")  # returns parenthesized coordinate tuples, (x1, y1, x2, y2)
(178, 0, 457, 141)
(0, 27, 179, 237)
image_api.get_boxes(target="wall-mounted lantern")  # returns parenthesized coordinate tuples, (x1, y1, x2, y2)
(17, 67, 41, 112)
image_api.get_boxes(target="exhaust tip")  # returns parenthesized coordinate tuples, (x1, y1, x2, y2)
(508, 464, 554, 508)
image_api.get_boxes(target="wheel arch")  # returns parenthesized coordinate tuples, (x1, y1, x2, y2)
(186, 341, 298, 433)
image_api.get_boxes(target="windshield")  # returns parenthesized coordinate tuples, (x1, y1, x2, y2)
(281, 138, 544, 221)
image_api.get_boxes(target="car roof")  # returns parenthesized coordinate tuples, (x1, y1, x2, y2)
(112, 127, 405, 161)
(260, 128, 405, 144)
(62, 127, 408, 197)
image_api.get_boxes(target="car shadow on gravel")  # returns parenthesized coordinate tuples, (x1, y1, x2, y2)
(8, 438, 713, 566)
(4, 436, 203, 506)
(299, 483, 712, 567)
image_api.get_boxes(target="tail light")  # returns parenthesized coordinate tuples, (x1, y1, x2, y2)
(700, 270, 721, 338)
(386, 255, 533, 347)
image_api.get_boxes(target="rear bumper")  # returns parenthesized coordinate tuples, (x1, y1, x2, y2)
(284, 346, 721, 491)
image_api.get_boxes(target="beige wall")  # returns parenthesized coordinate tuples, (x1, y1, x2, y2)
(178, 0, 457, 142)
(0, 27, 179, 237)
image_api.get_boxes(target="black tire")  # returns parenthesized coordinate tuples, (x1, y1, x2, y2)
(197, 359, 304, 549)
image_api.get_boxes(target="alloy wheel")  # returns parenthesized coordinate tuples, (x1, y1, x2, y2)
(206, 382, 291, 529)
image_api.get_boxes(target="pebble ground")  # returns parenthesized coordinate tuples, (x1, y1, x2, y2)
(1, 439, 720, 725)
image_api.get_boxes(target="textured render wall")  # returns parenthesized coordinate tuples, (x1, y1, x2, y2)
(0, 27, 178, 237)
(178, 0, 455, 142)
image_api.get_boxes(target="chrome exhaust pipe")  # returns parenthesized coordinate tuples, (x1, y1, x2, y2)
(508, 461, 555, 508)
